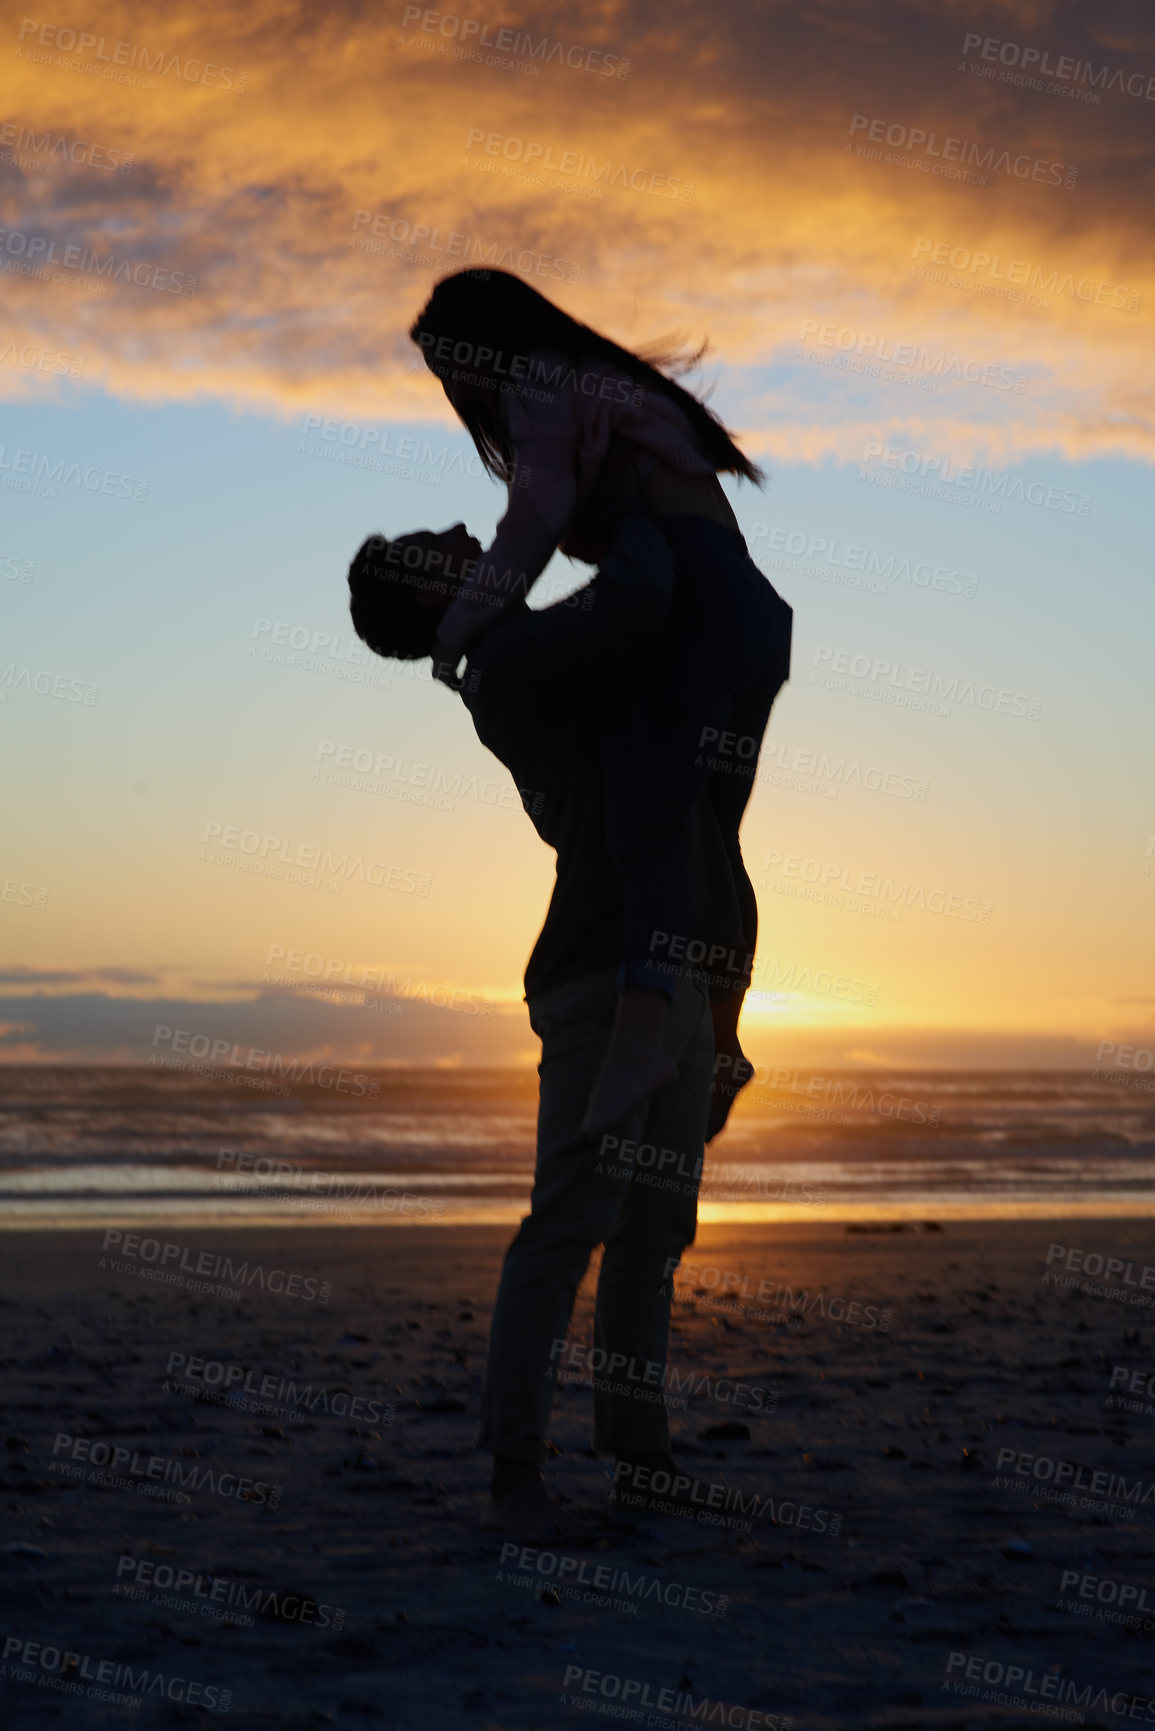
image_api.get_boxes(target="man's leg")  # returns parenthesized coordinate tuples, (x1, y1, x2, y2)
(478, 971, 651, 1522)
(704, 598, 792, 1138)
(591, 977, 713, 1461)
(584, 540, 790, 1139)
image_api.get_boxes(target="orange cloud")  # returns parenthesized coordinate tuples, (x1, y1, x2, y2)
(1, 0, 1151, 460)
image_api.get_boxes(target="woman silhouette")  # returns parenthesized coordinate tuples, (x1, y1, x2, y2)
(410, 269, 792, 1138)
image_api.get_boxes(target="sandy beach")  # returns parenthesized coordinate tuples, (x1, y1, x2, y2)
(3, 1218, 1155, 1729)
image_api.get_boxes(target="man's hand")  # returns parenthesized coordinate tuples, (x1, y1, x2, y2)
(432, 597, 497, 689)
(706, 1047, 754, 1143)
(430, 651, 464, 692)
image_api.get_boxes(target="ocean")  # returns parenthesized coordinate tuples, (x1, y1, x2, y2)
(1, 1064, 1153, 1228)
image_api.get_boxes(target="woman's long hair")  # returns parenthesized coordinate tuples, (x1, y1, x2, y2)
(409, 269, 763, 486)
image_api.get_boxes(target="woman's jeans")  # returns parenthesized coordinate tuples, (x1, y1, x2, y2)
(603, 514, 793, 1000)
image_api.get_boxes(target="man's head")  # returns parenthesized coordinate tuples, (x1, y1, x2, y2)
(348, 522, 482, 660)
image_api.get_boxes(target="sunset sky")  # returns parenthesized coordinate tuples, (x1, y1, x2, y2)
(2, 0, 1153, 1069)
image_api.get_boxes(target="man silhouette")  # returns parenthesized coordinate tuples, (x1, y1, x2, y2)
(348, 503, 787, 1532)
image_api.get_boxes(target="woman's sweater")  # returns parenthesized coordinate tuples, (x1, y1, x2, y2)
(444, 347, 716, 635)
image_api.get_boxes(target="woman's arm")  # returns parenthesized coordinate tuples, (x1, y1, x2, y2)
(433, 385, 582, 680)
(468, 502, 675, 700)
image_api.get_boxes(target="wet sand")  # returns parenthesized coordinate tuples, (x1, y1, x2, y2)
(2, 1219, 1154, 1729)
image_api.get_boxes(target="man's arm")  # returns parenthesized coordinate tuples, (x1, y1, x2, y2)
(465, 503, 674, 697)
